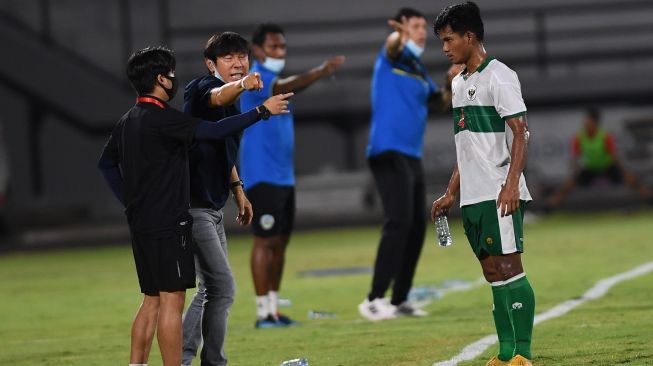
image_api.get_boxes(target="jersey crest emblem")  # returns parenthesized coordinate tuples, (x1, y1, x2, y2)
(466, 85, 477, 101)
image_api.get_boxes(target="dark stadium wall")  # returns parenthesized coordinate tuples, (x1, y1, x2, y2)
(0, 0, 651, 226)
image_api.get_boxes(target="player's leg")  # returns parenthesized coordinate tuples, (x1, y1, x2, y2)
(248, 184, 288, 327)
(267, 233, 288, 311)
(189, 208, 235, 364)
(391, 158, 426, 314)
(482, 254, 534, 365)
(130, 294, 160, 364)
(269, 234, 290, 293)
(251, 235, 274, 318)
(478, 201, 534, 362)
(269, 187, 296, 324)
(157, 290, 186, 366)
(462, 202, 514, 363)
(480, 252, 520, 363)
(156, 222, 196, 365)
(613, 164, 653, 200)
(269, 188, 294, 294)
(129, 233, 161, 364)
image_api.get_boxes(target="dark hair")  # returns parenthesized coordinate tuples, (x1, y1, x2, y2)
(394, 7, 425, 22)
(203, 32, 250, 61)
(586, 107, 601, 123)
(126, 46, 175, 96)
(252, 23, 285, 46)
(433, 1, 484, 42)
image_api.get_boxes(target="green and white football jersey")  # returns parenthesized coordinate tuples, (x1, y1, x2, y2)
(451, 57, 532, 206)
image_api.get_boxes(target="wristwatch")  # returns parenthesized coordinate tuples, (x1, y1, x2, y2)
(230, 179, 244, 190)
(256, 104, 271, 120)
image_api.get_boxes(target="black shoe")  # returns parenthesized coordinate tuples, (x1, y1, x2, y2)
(276, 313, 300, 326)
(255, 315, 284, 329)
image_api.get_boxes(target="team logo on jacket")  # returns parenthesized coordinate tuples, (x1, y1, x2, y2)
(466, 85, 477, 101)
(260, 214, 275, 230)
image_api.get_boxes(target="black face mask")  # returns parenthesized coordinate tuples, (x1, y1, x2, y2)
(160, 75, 178, 101)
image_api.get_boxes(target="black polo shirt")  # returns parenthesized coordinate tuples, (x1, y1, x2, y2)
(184, 75, 241, 210)
(100, 96, 200, 233)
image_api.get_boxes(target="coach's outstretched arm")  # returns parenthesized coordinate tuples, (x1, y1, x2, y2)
(208, 72, 264, 107)
(386, 16, 410, 60)
(195, 92, 293, 140)
(271, 57, 345, 95)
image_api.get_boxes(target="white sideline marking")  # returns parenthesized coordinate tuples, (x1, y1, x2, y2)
(432, 261, 653, 366)
(411, 277, 485, 309)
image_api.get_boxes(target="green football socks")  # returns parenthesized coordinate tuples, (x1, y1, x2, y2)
(491, 283, 515, 361)
(507, 276, 535, 360)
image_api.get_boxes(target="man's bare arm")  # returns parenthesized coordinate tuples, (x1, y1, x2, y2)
(496, 115, 529, 216)
(208, 73, 263, 107)
(431, 164, 460, 221)
(272, 56, 345, 95)
(385, 17, 409, 60)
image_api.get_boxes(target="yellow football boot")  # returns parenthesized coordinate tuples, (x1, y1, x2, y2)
(485, 356, 509, 366)
(508, 355, 533, 366)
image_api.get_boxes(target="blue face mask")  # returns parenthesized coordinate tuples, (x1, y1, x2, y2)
(263, 57, 285, 73)
(405, 39, 425, 58)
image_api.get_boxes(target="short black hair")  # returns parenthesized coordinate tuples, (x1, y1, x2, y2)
(252, 23, 285, 47)
(586, 107, 601, 123)
(203, 32, 250, 61)
(394, 7, 425, 22)
(126, 46, 175, 96)
(433, 1, 484, 42)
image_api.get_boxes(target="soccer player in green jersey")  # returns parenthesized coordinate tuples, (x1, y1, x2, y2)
(431, 3, 535, 366)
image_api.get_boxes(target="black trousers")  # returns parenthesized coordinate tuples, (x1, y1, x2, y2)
(368, 151, 426, 305)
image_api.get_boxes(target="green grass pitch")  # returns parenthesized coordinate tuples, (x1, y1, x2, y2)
(1, 210, 652, 365)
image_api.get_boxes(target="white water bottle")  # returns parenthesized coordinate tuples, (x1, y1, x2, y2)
(435, 215, 453, 247)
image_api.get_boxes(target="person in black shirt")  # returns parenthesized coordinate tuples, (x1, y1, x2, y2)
(97, 46, 291, 366)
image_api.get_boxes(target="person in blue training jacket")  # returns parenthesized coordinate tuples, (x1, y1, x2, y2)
(239, 22, 345, 328)
(358, 8, 454, 322)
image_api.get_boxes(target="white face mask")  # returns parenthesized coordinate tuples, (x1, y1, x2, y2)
(405, 39, 425, 58)
(263, 57, 285, 73)
(213, 68, 226, 83)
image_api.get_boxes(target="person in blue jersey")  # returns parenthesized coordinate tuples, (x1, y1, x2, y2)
(359, 8, 454, 321)
(179, 32, 293, 366)
(240, 23, 345, 328)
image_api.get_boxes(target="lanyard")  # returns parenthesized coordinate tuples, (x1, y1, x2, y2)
(136, 96, 166, 109)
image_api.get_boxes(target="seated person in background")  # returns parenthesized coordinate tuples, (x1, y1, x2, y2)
(547, 108, 652, 209)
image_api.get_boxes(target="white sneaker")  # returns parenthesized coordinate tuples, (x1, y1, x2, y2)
(358, 298, 397, 321)
(395, 301, 428, 317)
